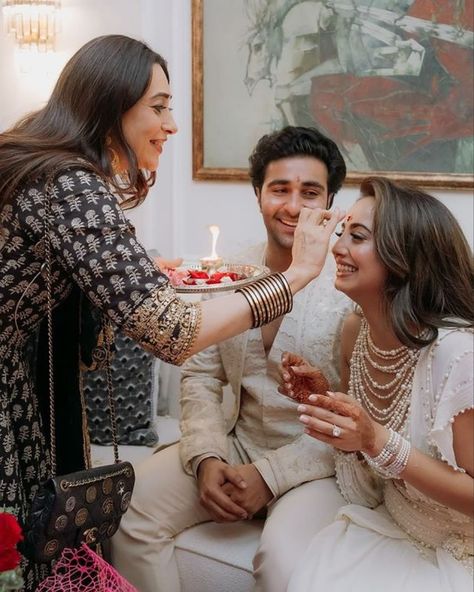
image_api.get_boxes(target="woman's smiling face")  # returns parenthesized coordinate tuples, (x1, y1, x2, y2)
(121, 64, 177, 171)
(332, 196, 388, 306)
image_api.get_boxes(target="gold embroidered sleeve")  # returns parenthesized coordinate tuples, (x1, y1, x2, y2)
(122, 285, 202, 366)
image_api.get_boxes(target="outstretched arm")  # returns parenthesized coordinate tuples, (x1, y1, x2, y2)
(34, 170, 342, 366)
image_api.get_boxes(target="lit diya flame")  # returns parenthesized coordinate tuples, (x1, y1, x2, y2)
(209, 225, 220, 260)
(200, 224, 223, 270)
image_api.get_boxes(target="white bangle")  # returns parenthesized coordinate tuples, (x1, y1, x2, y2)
(363, 428, 411, 479)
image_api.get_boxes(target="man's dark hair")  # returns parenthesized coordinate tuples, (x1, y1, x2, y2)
(248, 126, 346, 207)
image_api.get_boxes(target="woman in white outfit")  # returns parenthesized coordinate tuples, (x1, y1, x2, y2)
(280, 176, 473, 592)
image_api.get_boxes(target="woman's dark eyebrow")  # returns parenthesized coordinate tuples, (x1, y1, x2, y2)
(340, 221, 372, 232)
(149, 92, 172, 100)
(352, 223, 371, 232)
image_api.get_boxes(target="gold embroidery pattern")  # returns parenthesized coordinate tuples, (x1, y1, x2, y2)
(123, 285, 202, 365)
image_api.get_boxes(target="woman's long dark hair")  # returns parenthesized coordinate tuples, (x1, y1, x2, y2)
(360, 177, 474, 348)
(0, 34, 169, 209)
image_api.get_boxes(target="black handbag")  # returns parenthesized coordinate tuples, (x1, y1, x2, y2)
(24, 462, 135, 563)
(23, 179, 135, 563)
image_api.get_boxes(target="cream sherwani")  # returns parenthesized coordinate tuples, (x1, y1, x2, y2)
(112, 244, 351, 592)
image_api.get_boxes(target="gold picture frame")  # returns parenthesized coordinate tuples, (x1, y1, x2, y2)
(192, 0, 474, 189)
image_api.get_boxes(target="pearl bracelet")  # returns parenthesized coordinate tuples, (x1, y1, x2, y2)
(363, 428, 411, 479)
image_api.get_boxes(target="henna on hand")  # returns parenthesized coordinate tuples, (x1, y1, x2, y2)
(290, 369, 330, 403)
(311, 394, 356, 417)
(280, 352, 330, 404)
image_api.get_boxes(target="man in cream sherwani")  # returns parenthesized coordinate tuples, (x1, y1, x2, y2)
(112, 126, 351, 592)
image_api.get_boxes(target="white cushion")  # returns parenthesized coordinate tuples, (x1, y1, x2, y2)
(175, 521, 263, 592)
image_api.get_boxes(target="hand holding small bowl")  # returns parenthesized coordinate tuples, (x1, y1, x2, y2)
(279, 351, 387, 455)
(279, 351, 330, 404)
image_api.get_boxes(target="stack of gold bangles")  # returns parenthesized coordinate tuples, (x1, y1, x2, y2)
(236, 272, 293, 328)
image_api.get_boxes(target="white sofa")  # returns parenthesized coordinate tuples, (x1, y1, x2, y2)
(175, 520, 263, 592)
(92, 416, 263, 592)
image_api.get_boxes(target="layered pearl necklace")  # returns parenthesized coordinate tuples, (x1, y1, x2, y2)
(349, 318, 421, 431)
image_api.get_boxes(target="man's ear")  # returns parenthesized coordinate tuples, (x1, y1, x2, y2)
(326, 193, 334, 209)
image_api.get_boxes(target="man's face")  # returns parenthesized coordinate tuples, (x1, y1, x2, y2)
(257, 156, 330, 251)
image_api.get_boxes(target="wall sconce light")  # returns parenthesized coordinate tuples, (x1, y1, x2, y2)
(2, 0, 61, 51)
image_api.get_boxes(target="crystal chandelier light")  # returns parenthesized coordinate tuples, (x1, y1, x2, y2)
(2, 0, 61, 51)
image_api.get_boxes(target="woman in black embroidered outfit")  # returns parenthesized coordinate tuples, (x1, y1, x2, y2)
(0, 35, 343, 590)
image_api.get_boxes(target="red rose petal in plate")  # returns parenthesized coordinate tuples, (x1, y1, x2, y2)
(207, 272, 226, 284)
(188, 270, 209, 279)
(225, 272, 243, 281)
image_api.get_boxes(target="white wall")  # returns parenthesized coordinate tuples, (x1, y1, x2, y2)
(1, 0, 472, 262)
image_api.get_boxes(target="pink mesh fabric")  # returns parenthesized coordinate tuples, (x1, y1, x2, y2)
(36, 545, 138, 592)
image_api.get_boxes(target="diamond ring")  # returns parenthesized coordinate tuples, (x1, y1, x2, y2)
(332, 424, 342, 438)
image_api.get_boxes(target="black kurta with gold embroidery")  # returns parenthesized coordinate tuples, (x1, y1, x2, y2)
(0, 169, 200, 590)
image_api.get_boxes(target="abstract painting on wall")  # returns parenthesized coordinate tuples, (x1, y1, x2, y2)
(192, 0, 473, 188)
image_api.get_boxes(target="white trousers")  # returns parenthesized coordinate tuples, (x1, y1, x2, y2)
(111, 442, 345, 592)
